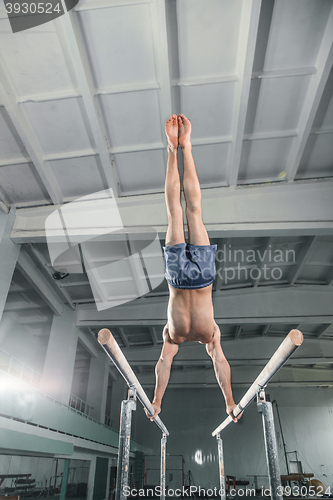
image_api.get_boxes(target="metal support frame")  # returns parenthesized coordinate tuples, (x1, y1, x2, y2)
(160, 434, 167, 500)
(212, 330, 303, 436)
(216, 434, 226, 500)
(98, 328, 169, 435)
(212, 330, 303, 500)
(116, 388, 137, 500)
(257, 390, 283, 500)
(98, 328, 169, 500)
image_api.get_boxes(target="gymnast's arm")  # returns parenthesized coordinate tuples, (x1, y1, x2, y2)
(146, 324, 179, 421)
(206, 323, 241, 423)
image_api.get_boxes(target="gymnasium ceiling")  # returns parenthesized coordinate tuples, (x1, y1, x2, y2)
(1, 0, 333, 388)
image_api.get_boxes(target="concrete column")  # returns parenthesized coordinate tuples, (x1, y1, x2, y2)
(86, 350, 109, 422)
(87, 456, 97, 500)
(59, 459, 70, 500)
(105, 458, 111, 500)
(0, 209, 20, 322)
(40, 305, 79, 404)
(110, 378, 127, 432)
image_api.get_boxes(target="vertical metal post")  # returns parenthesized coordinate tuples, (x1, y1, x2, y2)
(59, 459, 70, 500)
(216, 434, 226, 500)
(160, 433, 167, 500)
(115, 388, 136, 500)
(257, 390, 283, 500)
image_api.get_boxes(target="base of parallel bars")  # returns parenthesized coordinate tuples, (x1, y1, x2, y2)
(115, 388, 136, 500)
(257, 391, 283, 500)
(216, 434, 226, 500)
(160, 434, 167, 500)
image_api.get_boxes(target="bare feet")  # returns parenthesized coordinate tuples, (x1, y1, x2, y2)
(178, 114, 191, 148)
(165, 115, 178, 152)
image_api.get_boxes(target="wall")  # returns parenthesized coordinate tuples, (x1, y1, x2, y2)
(134, 386, 333, 492)
(109, 376, 127, 433)
(0, 455, 91, 496)
(0, 312, 48, 374)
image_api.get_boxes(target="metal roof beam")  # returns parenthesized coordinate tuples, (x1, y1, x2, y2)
(227, 0, 262, 186)
(16, 248, 64, 316)
(0, 60, 63, 205)
(28, 244, 74, 309)
(149, 327, 159, 346)
(326, 267, 333, 286)
(118, 327, 130, 348)
(284, 6, 333, 181)
(261, 324, 271, 336)
(151, 0, 173, 122)
(55, 10, 119, 196)
(11, 179, 333, 243)
(316, 324, 332, 338)
(76, 286, 333, 327)
(252, 237, 273, 287)
(127, 356, 333, 368)
(234, 325, 243, 339)
(288, 236, 317, 285)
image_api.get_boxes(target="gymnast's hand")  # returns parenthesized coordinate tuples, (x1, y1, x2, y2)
(226, 403, 243, 423)
(145, 401, 161, 421)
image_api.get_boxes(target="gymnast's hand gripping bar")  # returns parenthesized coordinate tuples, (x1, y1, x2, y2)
(212, 329, 303, 437)
(98, 328, 169, 436)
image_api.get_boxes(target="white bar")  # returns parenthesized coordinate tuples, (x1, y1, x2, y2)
(212, 330, 303, 436)
(98, 328, 169, 436)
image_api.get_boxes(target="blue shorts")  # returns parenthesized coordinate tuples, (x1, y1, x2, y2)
(163, 243, 217, 289)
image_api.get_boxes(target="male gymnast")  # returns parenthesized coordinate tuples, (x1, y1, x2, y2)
(146, 114, 241, 424)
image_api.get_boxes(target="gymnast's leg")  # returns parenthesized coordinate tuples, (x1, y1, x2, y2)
(178, 114, 210, 246)
(164, 114, 185, 247)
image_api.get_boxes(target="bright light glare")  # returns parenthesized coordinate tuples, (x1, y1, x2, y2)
(194, 450, 203, 465)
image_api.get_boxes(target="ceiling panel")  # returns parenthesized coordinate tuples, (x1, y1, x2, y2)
(83, 238, 128, 262)
(0, 162, 50, 204)
(264, 0, 332, 71)
(308, 236, 333, 263)
(180, 82, 235, 140)
(0, 0, 331, 205)
(100, 90, 163, 148)
(0, 21, 78, 97)
(297, 265, 331, 285)
(147, 278, 169, 296)
(239, 137, 293, 181)
(312, 68, 333, 129)
(0, 107, 28, 160)
(297, 323, 322, 335)
(249, 76, 311, 134)
(64, 284, 93, 301)
(165, 0, 180, 83)
(189, 143, 229, 187)
(50, 156, 106, 199)
(177, 0, 243, 81)
(78, 3, 157, 89)
(115, 149, 165, 193)
(269, 324, 301, 334)
(297, 133, 333, 180)
(22, 98, 96, 154)
(241, 324, 263, 335)
(126, 327, 152, 346)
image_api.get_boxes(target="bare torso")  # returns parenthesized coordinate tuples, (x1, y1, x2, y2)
(166, 285, 215, 344)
